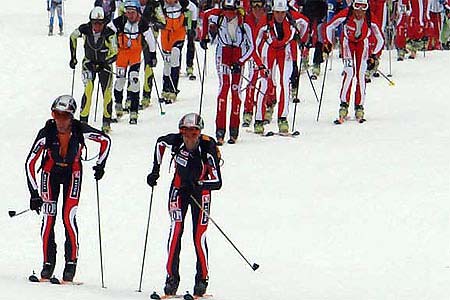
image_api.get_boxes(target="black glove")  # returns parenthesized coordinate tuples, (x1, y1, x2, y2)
(367, 54, 377, 71)
(200, 38, 209, 50)
(230, 63, 241, 74)
(146, 171, 160, 187)
(93, 165, 105, 180)
(30, 192, 43, 214)
(323, 43, 332, 54)
(69, 57, 77, 69)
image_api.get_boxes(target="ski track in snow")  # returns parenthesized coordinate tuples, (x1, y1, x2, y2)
(1, 1, 450, 300)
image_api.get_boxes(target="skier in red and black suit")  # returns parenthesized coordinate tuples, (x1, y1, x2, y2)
(146, 113, 222, 297)
(25, 95, 111, 282)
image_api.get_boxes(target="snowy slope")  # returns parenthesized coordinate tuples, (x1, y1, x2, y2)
(1, 1, 450, 300)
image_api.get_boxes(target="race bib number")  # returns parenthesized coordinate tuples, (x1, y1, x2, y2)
(43, 201, 57, 216)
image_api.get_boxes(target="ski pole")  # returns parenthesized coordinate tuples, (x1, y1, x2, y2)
(194, 44, 204, 83)
(8, 209, 30, 218)
(306, 69, 320, 103)
(291, 46, 304, 136)
(189, 195, 260, 272)
(94, 79, 100, 123)
(240, 74, 267, 96)
(316, 55, 329, 122)
(71, 68, 75, 97)
(377, 69, 396, 86)
(199, 47, 207, 116)
(95, 180, 106, 288)
(152, 75, 166, 115)
(137, 187, 155, 292)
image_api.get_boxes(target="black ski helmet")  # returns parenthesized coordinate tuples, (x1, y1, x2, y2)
(51, 95, 77, 116)
(179, 113, 204, 130)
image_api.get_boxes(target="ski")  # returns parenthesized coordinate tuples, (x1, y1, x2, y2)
(49, 276, 83, 285)
(334, 117, 366, 125)
(264, 131, 300, 137)
(28, 274, 49, 283)
(150, 292, 213, 300)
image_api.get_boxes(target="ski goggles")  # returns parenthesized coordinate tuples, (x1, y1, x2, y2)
(353, 2, 368, 10)
(251, 1, 264, 8)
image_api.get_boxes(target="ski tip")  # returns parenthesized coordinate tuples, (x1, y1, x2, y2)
(265, 131, 275, 137)
(333, 119, 343, 125)
(150, 291, 162, 299)
(183, 292, 195, 300)
(292, 131, 300, 136)
(50, 277, 61, 284)
(28, 274, 40, 282)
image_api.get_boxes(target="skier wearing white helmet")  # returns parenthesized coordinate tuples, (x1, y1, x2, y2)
(146, 113, 222, 297)
(25, 95, 111, 283)
(323, 0, 384, 124)
(70, 7, 118, 133)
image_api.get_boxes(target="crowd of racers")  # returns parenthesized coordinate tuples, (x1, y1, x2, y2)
(66, 0, 450, 141)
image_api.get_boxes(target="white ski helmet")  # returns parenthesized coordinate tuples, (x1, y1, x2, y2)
(222, 0, 237, 10)
(272, 0, 288, 12)
(352, 0, 369, 10)
(179, 113, 204, 130)
(90, 6, 105, 21)
(51, 95, 77, 116)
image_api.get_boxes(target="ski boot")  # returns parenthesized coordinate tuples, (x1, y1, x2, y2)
(193, 277, 208, 297)
(311, 63, 320, 80)
(216, 129, 225, 146)
(228, 128, 239, 144)
(141, 92, 151, 108)
(102, 119, 111, 133)
(80, 116, 88, 124)
(115, 102, 124, 118)
(129, 111, 138, 124)
(355, 104, 365, 122)
(59, 25, 63, 36)
(254, 120, 264, 134)
(186, 66, 196, 80)
(277, 117, 289, 134)
(167, 92, 177, 103)
(242, 112, 252, 127)
(263, 105, 274, 125)
(397, 48, 406, 61)
(334, 102, 349, 124)
(164, 275, 180, 296)
(63, 261, 77, 282)
(124, 99, 131, 113)
(40, 262, 55, 280)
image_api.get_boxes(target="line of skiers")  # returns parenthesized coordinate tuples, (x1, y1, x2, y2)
(29, 0, 449, 296)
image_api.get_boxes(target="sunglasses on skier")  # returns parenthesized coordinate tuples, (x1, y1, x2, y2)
(180, 127, 201, 138)
(251, 2, 264, 8)
(52, 111, 72, 120)
(352, 2, 368, 10)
